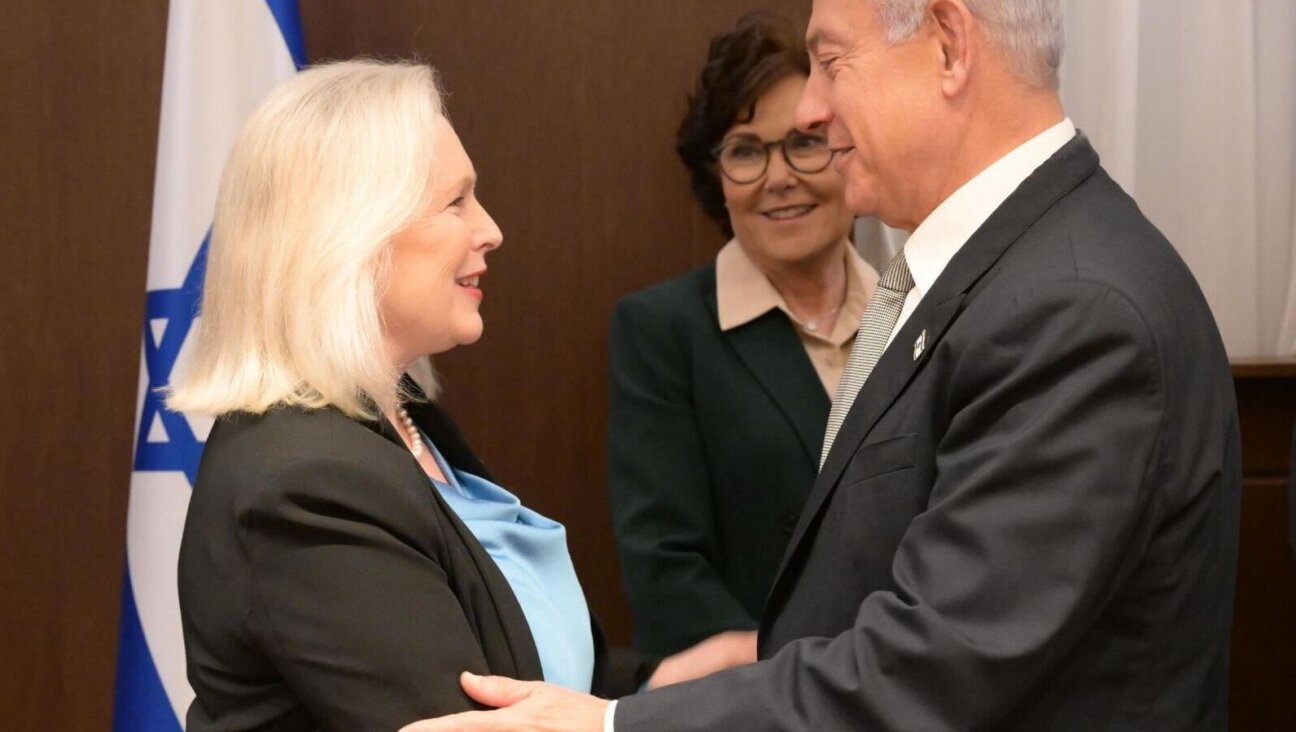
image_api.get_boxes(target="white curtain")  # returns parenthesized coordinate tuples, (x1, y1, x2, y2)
(857, 0, 1296, 357)
(1060, 0, 1296, 357)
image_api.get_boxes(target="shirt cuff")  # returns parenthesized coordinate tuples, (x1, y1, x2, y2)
(603, 699, 617, 732)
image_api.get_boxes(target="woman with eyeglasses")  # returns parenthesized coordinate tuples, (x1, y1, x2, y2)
(608, 12, 879, 658)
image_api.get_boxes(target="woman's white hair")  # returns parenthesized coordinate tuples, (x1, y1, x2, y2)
(167, 59, 444, 419)
(875, 0, 1063, 89)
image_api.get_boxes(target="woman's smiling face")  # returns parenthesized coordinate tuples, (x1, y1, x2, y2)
(380, 117, 503, 368)
(720, 74, 854, 271)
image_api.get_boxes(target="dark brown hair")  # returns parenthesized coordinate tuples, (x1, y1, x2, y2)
(676, 11, 810, 238)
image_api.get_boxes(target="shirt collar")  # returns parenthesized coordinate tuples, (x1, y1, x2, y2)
(716, 238, 874, 340)
(716, 238, 783, 330)
(903, 118, 1077, 298)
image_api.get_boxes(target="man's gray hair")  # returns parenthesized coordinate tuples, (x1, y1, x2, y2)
(874, 0, 1063, 89)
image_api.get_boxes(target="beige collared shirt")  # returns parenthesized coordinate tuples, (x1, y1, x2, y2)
(716, 238, 880, 397)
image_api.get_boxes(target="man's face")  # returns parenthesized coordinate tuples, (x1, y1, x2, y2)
(799, 0, 947, 230)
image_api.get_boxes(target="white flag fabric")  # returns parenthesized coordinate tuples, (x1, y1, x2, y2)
(113, 1, 304, 728)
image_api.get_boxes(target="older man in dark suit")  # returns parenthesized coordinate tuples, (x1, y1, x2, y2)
(406, 1, 1241, 730)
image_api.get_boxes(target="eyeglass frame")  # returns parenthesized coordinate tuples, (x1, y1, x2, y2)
(710, 130, 836, 184)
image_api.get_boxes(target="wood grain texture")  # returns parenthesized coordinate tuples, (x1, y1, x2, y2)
(0, 0, 167, 727)
(1230, 374, 1296, 730)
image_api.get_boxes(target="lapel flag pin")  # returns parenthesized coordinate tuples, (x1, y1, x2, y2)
(913, 329, 927, 361)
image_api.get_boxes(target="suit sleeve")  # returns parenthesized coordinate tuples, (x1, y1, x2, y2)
(616, 281, 1165, 730)
(237, 456, 492, 731)
(590, 616, 661, 698)
(607, 294, 758, 655)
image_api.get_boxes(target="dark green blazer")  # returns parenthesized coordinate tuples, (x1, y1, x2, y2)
(608, 263, 830, 655)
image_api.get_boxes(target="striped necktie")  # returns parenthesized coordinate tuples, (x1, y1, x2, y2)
(820, 250, 915, 469)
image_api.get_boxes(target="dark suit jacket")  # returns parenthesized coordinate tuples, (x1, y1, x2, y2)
(179, 394, 654, 731)
(609, 267, 830, 655)
(616, 134, 1241, 730)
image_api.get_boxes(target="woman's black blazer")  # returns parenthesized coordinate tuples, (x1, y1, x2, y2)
(609, 264, 830, 656)
(179, 392, 653, 731)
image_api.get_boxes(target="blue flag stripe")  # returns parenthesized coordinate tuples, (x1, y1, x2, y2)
(266, 0, 308, 70)
(112, 571, 185, 732)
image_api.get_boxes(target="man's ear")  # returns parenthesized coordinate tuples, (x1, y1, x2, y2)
(929, 0, 974, 97)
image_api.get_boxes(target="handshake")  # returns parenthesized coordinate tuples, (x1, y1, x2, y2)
(400, 631, 758, 732)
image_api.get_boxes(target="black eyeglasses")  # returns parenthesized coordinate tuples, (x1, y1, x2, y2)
(711, 131, 834, 184)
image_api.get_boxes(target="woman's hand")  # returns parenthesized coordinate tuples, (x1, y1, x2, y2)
(645, 630, 757, 689)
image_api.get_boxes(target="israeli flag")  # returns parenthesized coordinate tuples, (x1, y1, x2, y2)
(113, 1, 305, 728)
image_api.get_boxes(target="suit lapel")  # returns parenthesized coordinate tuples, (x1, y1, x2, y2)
(763, 134, 1102, 626)
(766, 293, 965, 601)
(809, 295, 963, 517)
(712, 293, 832, 464)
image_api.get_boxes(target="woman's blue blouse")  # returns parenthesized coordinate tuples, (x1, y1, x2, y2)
(422, 437, 595, 692)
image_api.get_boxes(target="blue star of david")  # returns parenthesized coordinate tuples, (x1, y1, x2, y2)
(133, 234, 210, 487)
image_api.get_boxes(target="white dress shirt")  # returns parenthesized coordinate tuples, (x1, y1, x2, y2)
(887, 118, 1077, 346)
(604, 117, 1077, 732)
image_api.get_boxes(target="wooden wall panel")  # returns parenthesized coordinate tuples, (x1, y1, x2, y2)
(1229, 364, 1296, 731)
(0, 0, 168, 727)
(301, 0, 811, 646)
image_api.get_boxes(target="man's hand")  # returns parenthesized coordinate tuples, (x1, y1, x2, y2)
(398, 672, 607, 732)
(647, 630, 757, 689)
(398, 632, 756, 730)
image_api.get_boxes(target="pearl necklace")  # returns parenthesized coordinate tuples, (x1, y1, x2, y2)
(782, 270, 844, 334)
(396, 406, 424, 458)
(791, 302, 844, 334)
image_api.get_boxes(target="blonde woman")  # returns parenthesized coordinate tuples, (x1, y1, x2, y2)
(170, 60, 746, 732)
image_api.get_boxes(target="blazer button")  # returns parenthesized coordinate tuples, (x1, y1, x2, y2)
(781, 510, 800, 534)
